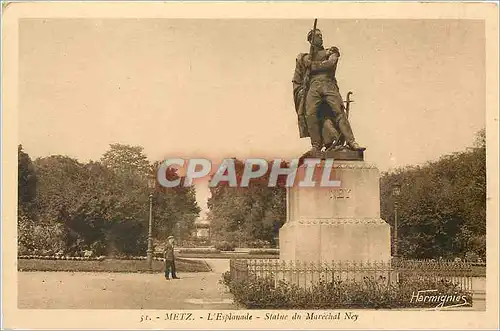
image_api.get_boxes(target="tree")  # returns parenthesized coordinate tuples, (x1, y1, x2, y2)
(207, 159, 286, 246)
(150, 161, 201, 242)
(99, 147, 201, 247)
(34, 153, 147, 254)
(18, 145, 37, 219)
(101, 143, 150, 177)
(23, 143, 202, 255)
(98, 144, 156, 254)
(34, 155, 104, 252)
(380, 129, 486, 259)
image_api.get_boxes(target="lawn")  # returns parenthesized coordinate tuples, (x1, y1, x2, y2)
(17, 257, 211, 273)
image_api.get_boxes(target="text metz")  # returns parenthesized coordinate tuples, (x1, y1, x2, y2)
(165, 313, 194, 321)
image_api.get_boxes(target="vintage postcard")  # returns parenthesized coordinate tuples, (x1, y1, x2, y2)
(2, 1, 499, 330)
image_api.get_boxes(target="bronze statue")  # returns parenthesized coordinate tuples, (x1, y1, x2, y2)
(292, 20, 365, 158)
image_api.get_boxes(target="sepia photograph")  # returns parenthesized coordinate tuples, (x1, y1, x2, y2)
(2, 2, 498, 330)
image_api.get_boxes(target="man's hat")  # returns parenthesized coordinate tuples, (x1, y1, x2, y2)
(167, 236, 174, 240)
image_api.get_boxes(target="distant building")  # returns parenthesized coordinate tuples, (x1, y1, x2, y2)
(193, 218, 211, 240)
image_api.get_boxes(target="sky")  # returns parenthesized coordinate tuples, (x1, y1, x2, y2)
(18, 19, 486, 213)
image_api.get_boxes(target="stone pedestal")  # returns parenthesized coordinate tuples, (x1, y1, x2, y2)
(279, 161, 391, 264)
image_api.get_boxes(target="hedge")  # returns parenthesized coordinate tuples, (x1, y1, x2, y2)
(247, 249, 279, 255)
(221, 273, 474, 309)
(177, 248, 221, 254)
(214, 241, 236, 251)
(176, 253, 279, 259)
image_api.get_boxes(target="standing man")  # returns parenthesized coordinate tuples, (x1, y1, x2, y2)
(292, 27, 365, 156)
(164, 236, 179, 280)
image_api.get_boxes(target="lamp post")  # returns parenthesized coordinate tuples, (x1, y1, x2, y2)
(147, 177, 155, 272)
(392, 183, 401, 258)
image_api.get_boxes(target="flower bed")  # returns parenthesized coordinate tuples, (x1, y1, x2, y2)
(19, 255, 106, 261)
(18, 255, 167, 262)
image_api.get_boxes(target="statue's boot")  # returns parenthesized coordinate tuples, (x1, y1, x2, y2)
(337, 114, 366, 151)
(307, 144, 323, 158)
(348, 141, 366, 151)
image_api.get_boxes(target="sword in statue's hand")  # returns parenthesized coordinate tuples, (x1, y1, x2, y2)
(345, 91, 354, 119)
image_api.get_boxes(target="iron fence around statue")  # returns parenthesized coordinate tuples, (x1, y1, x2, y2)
(392, 258, 474, 291)
(229, 259, 474, 291)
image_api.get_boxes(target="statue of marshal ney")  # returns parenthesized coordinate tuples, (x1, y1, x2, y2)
(292, 27, 365, 158)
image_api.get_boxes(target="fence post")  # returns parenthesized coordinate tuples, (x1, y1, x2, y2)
(230, 259, 234, 280)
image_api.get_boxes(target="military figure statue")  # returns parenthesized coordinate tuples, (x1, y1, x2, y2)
(293, 26, 365, 157)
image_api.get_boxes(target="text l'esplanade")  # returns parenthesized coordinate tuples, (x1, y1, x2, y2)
(207, 312, 253, 322)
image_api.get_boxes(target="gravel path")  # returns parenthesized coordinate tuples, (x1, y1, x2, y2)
(18, 259, 236, 309)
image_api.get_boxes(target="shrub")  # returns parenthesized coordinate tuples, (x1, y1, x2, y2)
(465, 251, 480, 262)
(246, 240, 271, 248)
(223, 276, 473, 309)
(180, 241, 197, 248)
(182, 239, 211, 247)
(18, 217, 67, 255)
(105, 219, 147, 256)
(90, 241, 107, 256)
(215, 241, 236, 251)
(178, 247, 221, 254)
(221, 270, 232, 286)
(248, 249, 279, 255)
